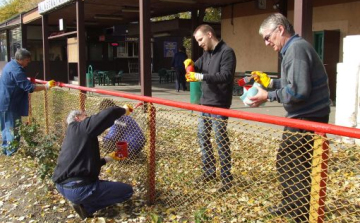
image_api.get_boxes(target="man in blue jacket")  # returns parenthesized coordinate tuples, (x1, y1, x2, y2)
(53, 105, 134, 219)
(187, 24, 236, 193)
(171, 46, 188, 92)
(0, 48, 55, 156)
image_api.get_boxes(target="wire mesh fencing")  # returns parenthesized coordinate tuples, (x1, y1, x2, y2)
(28, 88, 360, 222)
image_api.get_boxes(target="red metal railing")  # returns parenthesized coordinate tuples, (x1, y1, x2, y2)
(36, 79, 360, 139)
(34, 79, 360, 222)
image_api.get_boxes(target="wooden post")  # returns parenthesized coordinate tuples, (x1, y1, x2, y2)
(139, 0, 152, 97)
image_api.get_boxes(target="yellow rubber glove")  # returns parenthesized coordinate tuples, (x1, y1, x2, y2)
(251, 71, 271, 88)
(107, 151, 125, 161)
(122, 104, 133, 115)
(45, 80, 56, 89)
(185, 72, 203, 82)
(184, 59, 194, 72)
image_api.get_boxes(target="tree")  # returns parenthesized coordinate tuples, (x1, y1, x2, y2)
(0, 0, 42, 23)
(204, 7, 221, 22)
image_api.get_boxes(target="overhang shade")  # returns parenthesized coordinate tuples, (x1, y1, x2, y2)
(33, 0, 253, 27)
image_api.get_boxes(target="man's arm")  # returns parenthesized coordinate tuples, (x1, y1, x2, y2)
(82, 107, 126, 137)
(272, 59, 311, 104)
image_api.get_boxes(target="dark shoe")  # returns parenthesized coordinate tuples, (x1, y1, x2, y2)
(218, 181, 233, 193)
(70, 202, 93, 220)
(268, 204, 309, 222)
(268, 204, 292, 218)
(194, 173, 216, 185)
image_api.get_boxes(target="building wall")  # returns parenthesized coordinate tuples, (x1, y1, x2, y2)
(221, 1, 360, 73)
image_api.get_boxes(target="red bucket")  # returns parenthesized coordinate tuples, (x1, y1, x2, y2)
(115, 141, 128, 159)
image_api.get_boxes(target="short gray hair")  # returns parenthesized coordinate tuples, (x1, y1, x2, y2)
(259, 13, 295, 36)
(66, 110, 82, 125)
(15, 48, 31, 61)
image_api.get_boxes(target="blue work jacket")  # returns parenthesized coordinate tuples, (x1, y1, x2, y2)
(0, 60, 35, 116)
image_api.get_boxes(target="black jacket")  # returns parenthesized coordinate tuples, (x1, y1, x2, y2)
(194, 40, 236, 108)
(52, 107, 126, 183)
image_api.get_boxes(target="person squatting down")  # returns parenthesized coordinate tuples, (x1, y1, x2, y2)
(52, 105, 134, 219)
(99, 99, 146, 158)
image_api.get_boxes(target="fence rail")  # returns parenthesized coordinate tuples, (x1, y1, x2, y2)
(30, 79, 360, 222)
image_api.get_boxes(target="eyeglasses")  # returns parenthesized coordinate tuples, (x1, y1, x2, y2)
(263, 27, 278, 42)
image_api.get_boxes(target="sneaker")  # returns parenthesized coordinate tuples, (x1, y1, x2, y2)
(268, 204, 309, 221)
(70, 202, 93, 219)
(194, 173, 216, 185)
(218, 181, 233, 193)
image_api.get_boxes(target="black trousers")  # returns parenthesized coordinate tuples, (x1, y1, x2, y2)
(175, 69, 187, 91)
(277, 115, 329, 222)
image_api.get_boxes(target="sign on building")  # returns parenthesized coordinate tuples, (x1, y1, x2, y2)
(164, 41, 177, 58)
(38, 0, 74, 14)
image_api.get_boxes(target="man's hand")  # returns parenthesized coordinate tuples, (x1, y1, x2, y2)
(104, 156, 114, 163)
(186, 72, 203, 82)
(184, 59, 194, 71)
(248, 86, 268, 107)
(251, 71, 271, 88)
(45, 80, 56, 89)
(107, 151, 125, 161)
(123, 104, 133, 115)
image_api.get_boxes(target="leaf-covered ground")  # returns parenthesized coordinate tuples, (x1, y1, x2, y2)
(0, 154, 159, 223)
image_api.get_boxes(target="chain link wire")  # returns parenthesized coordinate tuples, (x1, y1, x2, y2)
(28, 89, 360, 222)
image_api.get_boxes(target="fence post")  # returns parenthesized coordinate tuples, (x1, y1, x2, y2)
(79, 90, 86, 111)
(147, 103, 156, 205)
(44, 90, 49, 134)
(309, 133, 329, 223)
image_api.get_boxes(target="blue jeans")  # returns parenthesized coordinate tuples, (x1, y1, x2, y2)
(56, 180, 133, 214)
(198, 112, 233, 184)
(1, 111, 21, 156)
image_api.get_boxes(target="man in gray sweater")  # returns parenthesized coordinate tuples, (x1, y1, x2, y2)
(250, 13, 331, 222)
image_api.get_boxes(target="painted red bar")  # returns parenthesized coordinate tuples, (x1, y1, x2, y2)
(35, 79, 360, 139)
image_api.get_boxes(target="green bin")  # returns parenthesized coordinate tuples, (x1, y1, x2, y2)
(190, 82, 202, 104)
(86, 65, 94, 87)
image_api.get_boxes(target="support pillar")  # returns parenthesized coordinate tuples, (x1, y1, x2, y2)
(139, 0, 152, 96)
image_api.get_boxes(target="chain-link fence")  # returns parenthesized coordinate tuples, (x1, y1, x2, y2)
(29, 86, 360, 222)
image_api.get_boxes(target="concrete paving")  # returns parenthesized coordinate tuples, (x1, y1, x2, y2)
(92, 81, 336, 126)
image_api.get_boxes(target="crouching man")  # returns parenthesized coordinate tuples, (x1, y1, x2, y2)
(52, 105, 133, 219)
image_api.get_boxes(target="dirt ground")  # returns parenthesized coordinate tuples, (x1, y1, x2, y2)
(0, 154, 152, 223)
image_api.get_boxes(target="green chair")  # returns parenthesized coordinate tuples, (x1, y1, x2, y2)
(113, 70, 123, 85)
(158, 68, 168, 84)
(93, 70, 101, 85)
(106, 70, 117, 85)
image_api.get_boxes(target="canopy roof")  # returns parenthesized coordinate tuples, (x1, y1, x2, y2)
(32, 0, 253, 27)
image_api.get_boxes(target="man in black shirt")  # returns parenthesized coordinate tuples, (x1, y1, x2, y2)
(188, 24, 236, 193)
(53, 105, 133, 219)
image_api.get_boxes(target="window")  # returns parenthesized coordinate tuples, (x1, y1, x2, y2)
(0, 32, 8, 61)
(89, 43, 102, 61)
(116, 41, 152, 58)
(9, 27, 22, 59)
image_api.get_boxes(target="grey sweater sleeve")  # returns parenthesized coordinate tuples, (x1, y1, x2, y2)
(268, 46, 312, 103)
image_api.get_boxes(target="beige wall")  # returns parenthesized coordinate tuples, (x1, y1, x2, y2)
(222, 1, 360, 73)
